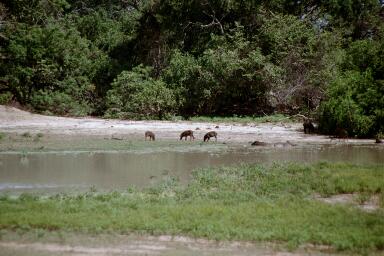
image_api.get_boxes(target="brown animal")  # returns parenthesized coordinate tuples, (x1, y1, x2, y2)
(251, 141, 267, 146)
(273, 140, 297, 147)
(334, 127, 348, 141)
(303, 120, 315, 134)
(204, 131, 217, 142)
(180, 130, 195, 141)
(145, 131, 155, 141)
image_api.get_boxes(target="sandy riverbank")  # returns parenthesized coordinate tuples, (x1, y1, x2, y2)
(0, 105, 375, 146)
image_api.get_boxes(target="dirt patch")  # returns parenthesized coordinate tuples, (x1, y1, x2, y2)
(314, 193, 381, 212)
(0, 231, 336, 256)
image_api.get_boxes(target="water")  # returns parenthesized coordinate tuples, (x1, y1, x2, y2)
(0, 144, 383, 193)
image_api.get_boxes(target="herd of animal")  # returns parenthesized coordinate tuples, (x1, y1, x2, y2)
(145, 129, 217, 142)
(145, 120, 316, 142)
(144, 120, 382, 143)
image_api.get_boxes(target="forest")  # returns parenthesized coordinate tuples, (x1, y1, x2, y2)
(0, 0, 383, 137)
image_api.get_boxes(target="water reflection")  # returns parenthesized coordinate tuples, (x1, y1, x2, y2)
(0, 144, 383, 193)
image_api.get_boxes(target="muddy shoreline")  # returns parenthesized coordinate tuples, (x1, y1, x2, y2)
(1, 106, 382, 256)
(0, 230, 336, 256)
(0, 106, 376, 148)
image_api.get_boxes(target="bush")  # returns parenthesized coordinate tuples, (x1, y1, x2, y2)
(105, 65, 176, 119)
(0, 92, 13, 105)
(30, 90, 92, 116)
(1, 22, 107, 116)
(163, 27, 277, 116)
(318, 70, 383, 137)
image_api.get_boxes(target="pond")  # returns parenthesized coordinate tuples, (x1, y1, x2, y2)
(0, 144, 383, 193)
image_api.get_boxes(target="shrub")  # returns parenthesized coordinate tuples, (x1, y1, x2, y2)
(1, 22, 107, 116)
(318, 70, 383, 137)
(105, 65, 176, 119)
(30, 90, 92, 116)
(0, 92, 13, 105)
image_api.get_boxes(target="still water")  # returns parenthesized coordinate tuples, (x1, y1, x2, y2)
(0, 144, 383, 193)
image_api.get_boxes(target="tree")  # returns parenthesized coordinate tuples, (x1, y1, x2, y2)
(0, 22, 107, 115)
(163, 26, 278, 117)
(258, 12, 344, 113)
(318, 36, 384, 137)
(105, 65, 176, 119)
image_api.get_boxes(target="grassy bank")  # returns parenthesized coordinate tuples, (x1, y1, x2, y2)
(0, 162, 383, 253)
(0, 133, 228, 153)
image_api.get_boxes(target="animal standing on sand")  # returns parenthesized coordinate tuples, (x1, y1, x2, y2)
(180, 130, 195, 141)
(251, 141, 267, 146)
(145, 131, 155, 141)
(204, 131, 217, 142)
(303, 120, 315, 134)
(335, 127, 348, 139)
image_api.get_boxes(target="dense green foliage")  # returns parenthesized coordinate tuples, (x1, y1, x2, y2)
(318, 39, 384, 137)
(105, 65, 176, 119)
(1, 162, 383, 252)
(0, 1, 383, 135)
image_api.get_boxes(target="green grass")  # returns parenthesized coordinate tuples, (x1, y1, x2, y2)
(189, 114, 293, 124)
(0, 136, 227, 153)
(0, 162, 383, 253)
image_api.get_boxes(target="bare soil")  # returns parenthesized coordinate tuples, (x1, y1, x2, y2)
(0, 231, 337, 256)
(0, 105, 375, 146)
(315, 193, 381, 212)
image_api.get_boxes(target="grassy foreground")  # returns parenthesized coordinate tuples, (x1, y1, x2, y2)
(0, 162, 383, 253)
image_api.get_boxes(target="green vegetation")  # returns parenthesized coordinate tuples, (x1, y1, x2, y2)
(1, 1, 383, 136)
(1, 162, 383, 253)
(318, 41, 384, 137)
(105, 65, 176, 119)
(0, 134, 227, 153)
(0, 92, 12, 105)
